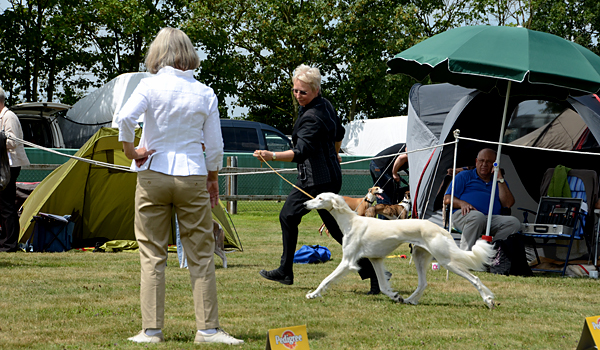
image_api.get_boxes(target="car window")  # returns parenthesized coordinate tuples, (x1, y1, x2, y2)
(263, 130, 292, 152)
(221, 126, 260, 152)
(19, 118, 53, 148)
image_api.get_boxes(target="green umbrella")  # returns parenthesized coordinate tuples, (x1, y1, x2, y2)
(387, 25, 600, 237)
(388, 25, 600, 97)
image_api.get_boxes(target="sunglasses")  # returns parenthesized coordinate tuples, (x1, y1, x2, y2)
(290, 88, 308, 96)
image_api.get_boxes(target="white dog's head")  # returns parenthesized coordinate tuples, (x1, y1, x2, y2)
(304, 192, 350, 212)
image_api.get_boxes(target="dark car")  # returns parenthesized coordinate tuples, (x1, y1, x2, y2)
(220, 119, 292, 153)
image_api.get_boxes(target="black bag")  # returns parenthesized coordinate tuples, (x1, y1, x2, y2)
(490, 234, 533, 277)
(0, 131, 11, 191)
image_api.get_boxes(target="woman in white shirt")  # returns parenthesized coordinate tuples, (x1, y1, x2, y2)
(117, 27, 242, 345)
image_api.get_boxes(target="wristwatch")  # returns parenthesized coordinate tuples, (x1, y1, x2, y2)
(497, 178, 505, 184)
(272, 152, 277, 160)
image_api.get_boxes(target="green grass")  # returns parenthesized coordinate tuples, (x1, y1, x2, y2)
(0, 210, 598, 349)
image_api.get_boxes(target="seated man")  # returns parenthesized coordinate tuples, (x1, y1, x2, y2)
(443, 148, 521, 251)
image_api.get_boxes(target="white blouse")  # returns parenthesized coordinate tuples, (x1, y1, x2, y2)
(116, 66, 223, 176)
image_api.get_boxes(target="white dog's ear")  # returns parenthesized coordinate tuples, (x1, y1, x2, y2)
(332, 195, 345, 210)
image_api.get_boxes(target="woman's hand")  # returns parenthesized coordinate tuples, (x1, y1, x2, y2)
(122, 142, 155, 166)
(207, 171, 219, 208)
(253, 150, 273, 162)
(207, 180, 219, 208)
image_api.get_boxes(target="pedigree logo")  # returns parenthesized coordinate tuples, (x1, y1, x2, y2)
(266, 325, 310, 350)
(593, 318, 600, 330)
(275, 330, 302, 349)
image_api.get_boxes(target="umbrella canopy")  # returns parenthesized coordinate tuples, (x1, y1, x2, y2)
(387, 25, 600, 97)
(387, 25, 600, 236)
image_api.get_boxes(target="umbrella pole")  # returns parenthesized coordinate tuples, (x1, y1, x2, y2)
(484, 81, 512, 240)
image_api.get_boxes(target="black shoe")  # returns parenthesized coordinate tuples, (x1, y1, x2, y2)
(259, 269, 293, 285)
(367, 277, 380, 295)
(367, 287, 380, 295)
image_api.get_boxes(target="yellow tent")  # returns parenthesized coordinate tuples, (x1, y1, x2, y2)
(18, 127, 242, 251)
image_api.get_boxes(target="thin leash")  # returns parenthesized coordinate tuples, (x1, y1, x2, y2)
(257, 154, 314, 200)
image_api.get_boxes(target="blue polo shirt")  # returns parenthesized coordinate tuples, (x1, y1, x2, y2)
(444, 168, 506, 215)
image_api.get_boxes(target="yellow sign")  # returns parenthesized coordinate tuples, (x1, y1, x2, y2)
(266, 325, 310, 350)
(576, 316, 600, 350)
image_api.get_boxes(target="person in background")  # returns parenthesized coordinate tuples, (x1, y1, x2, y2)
(0, 86, 30, 252)
(117, 27, 242, 345)
(369, 143, 409, 214)
(253, 64, 383, 294)
(443, 148, 520, 251)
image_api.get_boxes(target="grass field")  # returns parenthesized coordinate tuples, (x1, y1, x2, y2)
(0, 205, 598, 349)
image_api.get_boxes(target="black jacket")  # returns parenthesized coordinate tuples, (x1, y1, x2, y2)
(291, 96, 344, 188)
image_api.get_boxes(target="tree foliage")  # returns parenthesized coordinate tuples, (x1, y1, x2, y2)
(0, 0, 599, 131)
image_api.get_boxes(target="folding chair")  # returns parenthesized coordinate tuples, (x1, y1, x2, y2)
(519, 168, 599, 276)
(25, 213, 74, 252)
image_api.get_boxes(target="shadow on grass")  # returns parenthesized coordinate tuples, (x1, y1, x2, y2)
(0, 260, 62, 268)
(166, 329, 327, 345)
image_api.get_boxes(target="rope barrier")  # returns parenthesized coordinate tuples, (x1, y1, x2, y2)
(11, 133, 458, 178)
(256, 154, 314, 199)
(457, 135, 600, 157)
(9, 135, 133, 172)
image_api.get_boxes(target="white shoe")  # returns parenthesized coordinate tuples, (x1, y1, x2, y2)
(127, 330, 164, 343)
(195, 328, 244, 345)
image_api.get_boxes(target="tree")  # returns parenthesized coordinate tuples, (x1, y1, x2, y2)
(528, 0, 600, 55)
(0, 0, 188, 105)
(187, 0, 342, 133)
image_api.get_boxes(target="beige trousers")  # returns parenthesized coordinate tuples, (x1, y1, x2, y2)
(135, 170, 219, 330)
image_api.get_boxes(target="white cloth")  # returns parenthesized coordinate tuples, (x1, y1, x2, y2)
(0, 106, 30, 167)
(116, 66, 223, 175)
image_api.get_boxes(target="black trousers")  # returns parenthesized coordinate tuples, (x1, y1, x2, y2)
(277, 182, 376, 280)
(0, 167, 20, 252)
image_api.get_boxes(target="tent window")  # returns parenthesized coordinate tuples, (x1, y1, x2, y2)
(504, 100, 569, 143)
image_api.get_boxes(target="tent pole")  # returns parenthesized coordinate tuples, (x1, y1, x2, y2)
(448, 129, 460, 235)
(485, 81, 512, 239)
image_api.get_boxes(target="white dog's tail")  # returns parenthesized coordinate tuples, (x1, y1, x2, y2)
(450, 239, 496, 272)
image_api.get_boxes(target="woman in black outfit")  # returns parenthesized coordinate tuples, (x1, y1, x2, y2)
(253, 64, 381, 293)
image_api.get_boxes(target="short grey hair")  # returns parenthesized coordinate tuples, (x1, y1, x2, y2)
(145, 27, 200, 74)
(0, 86, 5, 105)
(293, 64, 321, 93)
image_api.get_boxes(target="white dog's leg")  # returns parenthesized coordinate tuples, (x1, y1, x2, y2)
(370, 258, 403, 302)
(443, 263, 495, 309)
(215, 249, 227, 268)
(404, 246, 433, 305)
(306, 259, 352, 299)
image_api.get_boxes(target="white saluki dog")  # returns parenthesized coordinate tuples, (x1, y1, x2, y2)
(304, 192, 497, 309)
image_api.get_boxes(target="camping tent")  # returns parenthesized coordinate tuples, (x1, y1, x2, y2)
(406, 83, 600, 258)
(341, 116, 407, 156)
(18, 127, 242, 251)
(59, 72, 151, 148)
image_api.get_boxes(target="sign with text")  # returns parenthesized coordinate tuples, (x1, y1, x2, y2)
(265, 325, 310, 350)
(576, 316, 600, 350)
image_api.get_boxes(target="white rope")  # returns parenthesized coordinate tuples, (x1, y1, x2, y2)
(9, 135, 134, 172)
(8, 133, 470, 179)
(456, 136, 600, 157)
(227, 141, 460, 177)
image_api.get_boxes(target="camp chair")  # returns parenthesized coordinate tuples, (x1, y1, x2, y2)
(518, 168, 599, 276)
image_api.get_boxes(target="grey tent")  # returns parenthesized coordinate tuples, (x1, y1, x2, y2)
(407, 83, 600, 258)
